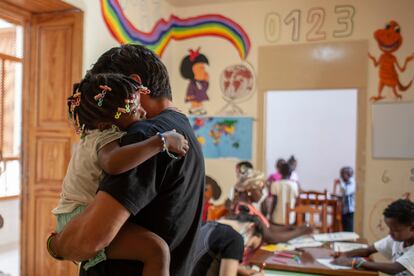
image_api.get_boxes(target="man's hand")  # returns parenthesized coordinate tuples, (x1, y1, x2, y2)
(50, 192, 130, 261)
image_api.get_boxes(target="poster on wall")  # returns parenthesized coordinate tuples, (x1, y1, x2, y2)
(217, 63, 256, 115)
(190, 116, 253, 159)
(180, 48, 210, 115)
(369, 20, 414, 102)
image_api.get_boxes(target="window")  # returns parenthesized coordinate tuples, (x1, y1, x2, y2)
(0, 18, 23, 197)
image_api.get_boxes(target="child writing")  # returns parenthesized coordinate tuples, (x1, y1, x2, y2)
(333, 166, 356, 231)
(332, 199, 414, 275)
(50, 73, 189, 275)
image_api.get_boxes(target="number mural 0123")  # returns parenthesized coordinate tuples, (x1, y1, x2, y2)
(264, 5, 355, 43)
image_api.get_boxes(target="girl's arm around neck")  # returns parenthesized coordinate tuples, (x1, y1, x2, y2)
(98, 136, 162, 175)
(98, 130, 189, 175)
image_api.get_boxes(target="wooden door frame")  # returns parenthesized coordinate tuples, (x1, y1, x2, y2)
(0, 1, 82, 275)
(257, 41, 368, 235)
(0, 2, 31, 274)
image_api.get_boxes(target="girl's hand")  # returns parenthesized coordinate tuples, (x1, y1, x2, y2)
(163, 130, 189, 157)
(331, 256, 353, 267)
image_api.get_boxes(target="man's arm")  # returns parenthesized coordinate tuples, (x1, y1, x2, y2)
(50, 191, 130, 261)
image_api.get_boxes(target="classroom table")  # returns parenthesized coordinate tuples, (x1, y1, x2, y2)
(250, 246, 379, 276)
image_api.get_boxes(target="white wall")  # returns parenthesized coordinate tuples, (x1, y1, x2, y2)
(61, 0, 414, 242)
(0, 198, 20, 246)
(265, 90, 357, 192)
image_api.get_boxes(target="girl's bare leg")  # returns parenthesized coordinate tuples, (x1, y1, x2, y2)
(106, 222, 170, 276)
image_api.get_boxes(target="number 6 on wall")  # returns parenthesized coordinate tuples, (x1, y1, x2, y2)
(333, 5, 355, 38)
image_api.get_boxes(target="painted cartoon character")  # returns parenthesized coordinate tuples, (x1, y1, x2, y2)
(180, 48, 209, 115)
(369, 20, 414, 101)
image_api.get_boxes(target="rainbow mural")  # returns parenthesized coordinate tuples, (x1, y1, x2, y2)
(101, 0, 251, 59)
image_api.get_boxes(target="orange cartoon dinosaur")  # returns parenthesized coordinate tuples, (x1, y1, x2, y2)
(369, 21, 414, 101)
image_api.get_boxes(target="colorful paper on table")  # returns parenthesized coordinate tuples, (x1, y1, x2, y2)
(316, 258, 351, 270)
(288, 235, 323, 248)
(333, 242, 368, 253)
(261, 243, 295, 252)
(313, 232, 359, 242)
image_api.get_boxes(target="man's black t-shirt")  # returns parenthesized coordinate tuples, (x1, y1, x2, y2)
(80, 109, 205, 276)
(191, 222, 244, 276)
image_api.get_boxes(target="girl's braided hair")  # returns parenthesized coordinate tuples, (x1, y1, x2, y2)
(67, 73, 141, 134)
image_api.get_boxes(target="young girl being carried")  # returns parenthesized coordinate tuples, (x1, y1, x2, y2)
(50, 73, 189, 276)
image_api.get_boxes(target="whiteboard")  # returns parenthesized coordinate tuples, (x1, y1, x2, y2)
(372, 102, 414, 159)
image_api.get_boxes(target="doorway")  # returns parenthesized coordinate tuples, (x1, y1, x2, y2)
(265, 89, 357, 192)
(257, 41, 368, 233)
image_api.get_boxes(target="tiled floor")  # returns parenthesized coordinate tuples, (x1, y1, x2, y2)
(0, 242, 19, 276)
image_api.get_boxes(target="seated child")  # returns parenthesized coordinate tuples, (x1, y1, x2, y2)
(228, 161, 254, 202)
(334, 166, 356, 231)
(270, 163, 299, 224)
(202, 175, 223, 222)
(332, 199, 414, 276)
(50, 73, 189, 276)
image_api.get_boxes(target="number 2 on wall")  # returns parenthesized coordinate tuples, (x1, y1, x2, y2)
(306, 7, 326, 41)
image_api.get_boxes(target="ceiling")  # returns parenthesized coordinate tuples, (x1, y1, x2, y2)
(166, 0, 263, 7)
(3, 0, 74, 13)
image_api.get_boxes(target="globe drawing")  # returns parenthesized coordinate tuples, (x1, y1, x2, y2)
(218, 63, 255, 114)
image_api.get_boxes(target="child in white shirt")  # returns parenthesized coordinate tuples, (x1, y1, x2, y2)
(333, 166, 356, 231)
(333, 199, 414, 275)
(270, 163, 299, 224)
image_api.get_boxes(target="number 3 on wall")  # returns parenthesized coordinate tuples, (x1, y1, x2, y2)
(333, 5, 355, 38)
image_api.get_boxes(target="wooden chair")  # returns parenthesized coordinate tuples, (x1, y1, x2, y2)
(298, 189, 328, 205)
(286, 202, 328, 233)
(329, 194, 343, 232)
(297, 189, 343, 232)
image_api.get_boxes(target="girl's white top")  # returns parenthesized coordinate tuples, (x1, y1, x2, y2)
(52, 128, 125, 214)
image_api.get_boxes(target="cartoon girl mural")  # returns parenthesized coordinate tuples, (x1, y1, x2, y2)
(180, 48, 209, 115)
